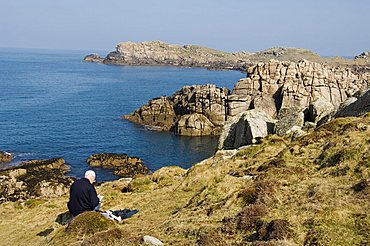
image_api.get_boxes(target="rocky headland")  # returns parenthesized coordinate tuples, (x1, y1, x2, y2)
(86, 153, 150, 177)
(85, 41, 250, 71)
(124, 59, 370, 143)
(84, 41, 370, 72)
(123, 84, 229, 136)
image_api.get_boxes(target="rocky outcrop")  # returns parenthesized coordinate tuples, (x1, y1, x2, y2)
(0, 158, 73, 203)
(175, 113, 216, 136)
(218, 109, 276, 150)
(218, 60, 370, 146)
(103, 41, 249, 70)
(229, 60, 370, 119)
(87, 153, 150, 177)
(124, 84, 229, 136)
(308, 97, 335, 124)
(335, 89, 370, 117)
(0, 151, 12, 163)
(124, 96, 176, 131)
(275, 107, 305, 136)
(125, 59, 369, 143)
(355, 51, 370, 61)
(83, 53, 104, 63)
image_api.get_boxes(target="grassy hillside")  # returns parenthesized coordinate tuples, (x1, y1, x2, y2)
(1, 113, 369, 245)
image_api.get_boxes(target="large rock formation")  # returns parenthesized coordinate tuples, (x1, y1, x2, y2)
(124, 59, 369, 148)
(175, 113, 216, 136)
(87, 153, 150, 177)
(124, 96, 177, 131)
(228, 60, 370, 119)
(0, 158, 73, 203)
(124, 84, 229, 136)
(335, 89, 370, 117)
(218, 109, 276, 150)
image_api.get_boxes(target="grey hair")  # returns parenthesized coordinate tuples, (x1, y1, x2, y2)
(85, 170, 96, 179)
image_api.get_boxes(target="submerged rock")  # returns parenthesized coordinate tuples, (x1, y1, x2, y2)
(87, 153, 150, 177)
(0, 151, 12, 163)
(0, 158, 73, 203)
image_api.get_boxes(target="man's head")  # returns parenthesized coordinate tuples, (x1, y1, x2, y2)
(85, 170, 96, 184)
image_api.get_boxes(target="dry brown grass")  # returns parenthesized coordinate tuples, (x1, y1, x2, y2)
(0, 114, 369, 245)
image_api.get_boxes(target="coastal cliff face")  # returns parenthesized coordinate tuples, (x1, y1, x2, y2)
(125, 60, 370, 140)
(229, 60, 370, 117)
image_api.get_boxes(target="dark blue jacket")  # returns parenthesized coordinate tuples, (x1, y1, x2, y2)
(67, 178, 99, 216)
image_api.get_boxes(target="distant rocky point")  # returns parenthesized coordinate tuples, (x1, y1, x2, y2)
(84, 41, 368, 71)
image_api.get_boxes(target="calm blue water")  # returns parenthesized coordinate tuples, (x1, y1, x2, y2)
(0, 48, 244, 181)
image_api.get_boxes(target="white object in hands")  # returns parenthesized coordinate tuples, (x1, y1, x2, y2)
(106, 210, 121, 222)
(98, 195, 104, 202)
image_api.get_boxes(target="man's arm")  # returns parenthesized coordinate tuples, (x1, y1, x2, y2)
(89, 185, 100, 209)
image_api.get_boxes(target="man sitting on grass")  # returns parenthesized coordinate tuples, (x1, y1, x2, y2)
(67, 170, 102, 217)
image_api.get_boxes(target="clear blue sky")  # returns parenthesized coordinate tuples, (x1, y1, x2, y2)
(0, 0, 369, 56)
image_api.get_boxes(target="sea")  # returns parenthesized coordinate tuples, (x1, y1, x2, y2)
(0, 48, 244, 181)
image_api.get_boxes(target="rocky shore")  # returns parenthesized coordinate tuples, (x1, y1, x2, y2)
(86, 153, 150, 177)
(0, 151, 12, 163)
(0, 158, 73, 203)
